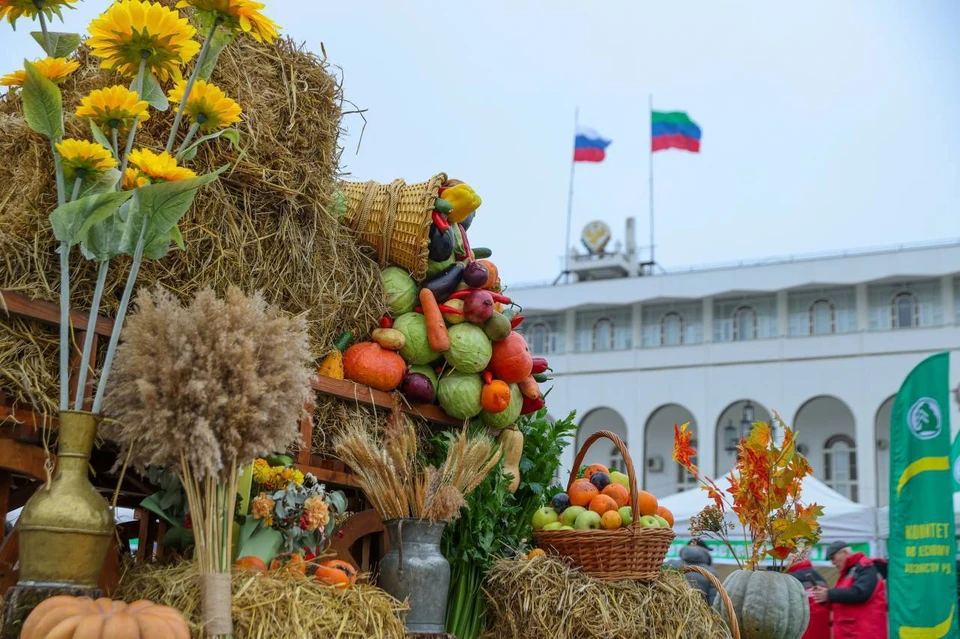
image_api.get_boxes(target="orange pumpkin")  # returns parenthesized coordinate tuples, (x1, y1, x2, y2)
(481, 378, 512, 413)
(234, 555, 267, 572)
(489, 332, 533, 384)
(314, 559, 358, 588)
(270, 552, 308, 575)
(343, 342, 406, 391)
(21, 596, 190, 639)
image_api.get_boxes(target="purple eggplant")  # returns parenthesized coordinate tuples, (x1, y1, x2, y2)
(428, 225, 455, 262)
(422, 262, 465, 302)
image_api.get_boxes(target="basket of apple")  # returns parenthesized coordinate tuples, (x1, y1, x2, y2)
(532, 430, 675, 582)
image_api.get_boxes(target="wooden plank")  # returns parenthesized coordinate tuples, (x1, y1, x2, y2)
(0, 290, 114, 337)
(300, 458, 361, 489)
(0, 440, 50, 481)
(0, 406, 57, 431)
(312, 376, 462, 426)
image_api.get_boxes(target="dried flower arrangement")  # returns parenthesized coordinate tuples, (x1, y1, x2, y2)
(673, 415, 824, 570)
(334, 407, 501, 523)
(104, 285, 313, 637)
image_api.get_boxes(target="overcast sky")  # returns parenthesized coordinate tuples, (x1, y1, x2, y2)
(3, 1, 958, 286)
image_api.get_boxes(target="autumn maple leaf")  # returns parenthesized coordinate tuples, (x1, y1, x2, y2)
(673, 422, 698, 475)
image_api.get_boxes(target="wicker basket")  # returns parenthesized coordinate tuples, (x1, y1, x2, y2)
(683, 565, 741, 639)
(533, 430, 674, 582)
(340, 173, 447, 280)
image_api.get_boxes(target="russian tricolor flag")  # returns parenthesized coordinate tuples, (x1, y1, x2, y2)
(573, 125, 612, 163)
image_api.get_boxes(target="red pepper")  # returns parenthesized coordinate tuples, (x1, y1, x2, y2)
(489, 292, 511, 304)
(521, 395, 545, 415)
(510, 315, 525, 329)
(457, 224, 473, 261)
(432, 210, 450, 232)
(531, 357, 550, 374)
(483, 371, 493, 384)
(445, 289, 513, 305)
(379, 315, 394, 329)
(414, 304, 463, 315)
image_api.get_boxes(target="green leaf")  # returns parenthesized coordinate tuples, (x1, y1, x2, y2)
(140, 493, 180, 527)
(78, 168, 122, 199)
(136, 71, 169, 111)
(236, 526, 284, 564)
(49, 190, 133, 247)
(326, 490, 347, 515)
(89, 120, 114, 152)
(142, 225, 183, 260)
(21, 60, 63, 140)
(30, 31, 81, 58)
(178, 127, 240, 161)
(197, 28, 236, 81)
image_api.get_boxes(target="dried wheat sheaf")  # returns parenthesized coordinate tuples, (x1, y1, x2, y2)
(103, 286, 313, 480)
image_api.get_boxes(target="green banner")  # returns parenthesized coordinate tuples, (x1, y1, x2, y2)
(889, 352, 959, 638)
(952, 432, 960, 493)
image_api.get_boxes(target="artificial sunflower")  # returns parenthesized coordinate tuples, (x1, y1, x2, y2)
(167, 79, 242, 131)
(126, 148, 197, 183)
(176, 0, 279, 43)
(55, 139, 117, 180)
(74, 85, 151, 131)
(122, 167, 149, 190)
(87, 0, 201, 82)
(0, 0, 77, 27)
(0, 56, 79, 88)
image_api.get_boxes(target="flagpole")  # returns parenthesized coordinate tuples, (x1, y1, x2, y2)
(563, 107, 579, 284)
(648, 94, 655, 270)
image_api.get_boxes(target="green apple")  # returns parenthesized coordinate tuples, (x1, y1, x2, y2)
(639, 515, 661, 528)
(542, 521, 564, 531)
(654, 515, 671, 528)
(559, 525, 575, 530)
(574, 510, 602, 530)
(531, 506, 559, 531)
(609, 471, 630, 490)
(561, 505, 587, 527)
(618, 506, 633, 527)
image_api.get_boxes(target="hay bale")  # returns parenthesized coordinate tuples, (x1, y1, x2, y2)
(115, 561, 408, 639)
(482, 557, 733, 639)
(0, 27, 386, 417)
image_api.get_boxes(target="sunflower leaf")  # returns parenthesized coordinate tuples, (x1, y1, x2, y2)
(178, 128, 240, 162)
(49, 190, 133, 247)
(197, 28, 236, 81)
(80, 208, 127, 261)
(79, 168, 122, 199)
(89, 120, 114, 153)
(136, 71, 169, 112)
(21, 60, 63, 140)
(30, 31, 81, 58)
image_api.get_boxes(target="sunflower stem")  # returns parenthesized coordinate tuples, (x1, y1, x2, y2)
(58, 241, 70, 412)
(73, 259, 109, 410)
(110, 127, 119, 160)
(70, 177, 82, 202)
(118, 59, 147, 181)
(176, 121, 201, 159)
(36, 6, 52, 55)
(166, 21, 219, 153)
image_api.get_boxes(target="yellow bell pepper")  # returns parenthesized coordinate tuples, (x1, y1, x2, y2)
(442, 183, 482, 223)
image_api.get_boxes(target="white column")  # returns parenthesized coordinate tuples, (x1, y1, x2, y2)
(941, 276, 954, 326)
(632, 303, 643, 350)
(776, 290, 788, 337)
(854, 407, 878, 507)
(564, 309, 576, 354)
(702, 297, 714, 343)
(696, 407, 716, 480)
(856, 283, 869, 332)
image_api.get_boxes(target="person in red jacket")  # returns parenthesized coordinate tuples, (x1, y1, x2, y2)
(813, 541, 888, 639)
(786, 554, 831, 639)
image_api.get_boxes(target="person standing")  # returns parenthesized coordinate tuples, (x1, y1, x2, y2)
(812, 541, 888, 639)
(678, 539, 718, 604)
(786, 554, 831, 639)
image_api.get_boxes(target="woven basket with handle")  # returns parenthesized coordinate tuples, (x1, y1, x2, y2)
(340, 173, 447, 280)
(682, 565, 742, 639)
(533, 430, 674, 582)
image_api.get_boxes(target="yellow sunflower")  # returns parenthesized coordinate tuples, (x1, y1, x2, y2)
(176, 0, 279, 43)
(126, 148, 197, 183)
(55, 139, 117, 180)
(0, 57, 79, 89)
(87, 0, 201, 82)
(75, 85, 151, 131)
(0, 0, 77, 27)
(122, 167, 149, 190)
(167, 79, 241, 131)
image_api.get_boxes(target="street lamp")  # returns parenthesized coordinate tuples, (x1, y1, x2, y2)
(723, 419, 737, 453)
(741, 401, 755, 439)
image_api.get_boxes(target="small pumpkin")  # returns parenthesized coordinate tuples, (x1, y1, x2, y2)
(497, 425, 524, 493)
(314, 559, 358, 588)
(270, 552, 308, 575)
(21, 596, 190, 639)
(488, 332, 533, 383)
(234, 555, 267, 572)
(343, 342, 406, 391)
(481, 373, 511, 413)
(317, 331, 353, 380)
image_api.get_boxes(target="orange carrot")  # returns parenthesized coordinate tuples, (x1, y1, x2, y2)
(518, 375, 541, 400)
(419, 288, 450, 352)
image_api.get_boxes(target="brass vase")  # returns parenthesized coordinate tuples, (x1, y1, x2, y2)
(18, 411, 114, 587)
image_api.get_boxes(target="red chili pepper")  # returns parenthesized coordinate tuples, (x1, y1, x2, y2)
(483, 371, 493, 384)
(379, 315, 394, 329)
(510, 315, 525, 329)
(531, 357, 550, 374)
(445, 289, 475, 301)
(521, 395, 545, 415)
(432, 210, 450, 232)
(457, 224, 472, 261)
(438, 304, 463, 315)
(489, 292, 512, 304)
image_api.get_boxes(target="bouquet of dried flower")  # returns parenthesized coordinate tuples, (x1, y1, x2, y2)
(105, 285, 313, 638)
(334, 408, 501, 523)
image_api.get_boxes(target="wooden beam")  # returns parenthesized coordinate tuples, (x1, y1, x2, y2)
(296, 459, 361, 489)
(312, 376, 462, 427)
(0, 290, 114, 337)
(0, 440, 50, 481)
(0, 405, 57, 431)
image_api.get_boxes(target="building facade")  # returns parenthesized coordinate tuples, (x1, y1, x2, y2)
(514, 240, 960, 508)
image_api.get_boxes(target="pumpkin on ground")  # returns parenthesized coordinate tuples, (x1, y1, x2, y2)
(343, 342, 406, 391)
(717, 570, 810, 639)
(488, 332, 533, 383)
(21, 596, 190, 639)
(270, 552, 309, 575)
(234, 555, 267, 572)
(314, 559, 358, 588)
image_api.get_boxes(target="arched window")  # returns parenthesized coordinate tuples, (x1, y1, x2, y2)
(608, 446, 626, 474)
(529, 322, 550, 354)
(592, 318, 614, 351)
(809, 299, 836, 335)
(661, 313, 684, 346)
(892, 292, 918, 329)
(824, 434, 858, 501)
(733, 306, 757, 341)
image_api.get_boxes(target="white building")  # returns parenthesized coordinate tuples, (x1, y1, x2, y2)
(515, 235, 960, 508)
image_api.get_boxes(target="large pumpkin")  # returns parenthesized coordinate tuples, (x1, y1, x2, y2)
(314, 558, 358, 588)
(21, 596, 190, 639)
(715, 570, 809, 639)
(343, 342, 406, 391)
(488, 332, 533, 383)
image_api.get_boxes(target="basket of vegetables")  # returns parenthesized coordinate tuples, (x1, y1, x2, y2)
(533, 430, 675, 582)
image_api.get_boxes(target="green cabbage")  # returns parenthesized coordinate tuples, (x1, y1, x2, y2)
(444, 323, 492, 374)
(393, 312, 440, 365)
(382, 267, 418, 316)
(481, 383, 522, 427)
(437, 371, 483, 419)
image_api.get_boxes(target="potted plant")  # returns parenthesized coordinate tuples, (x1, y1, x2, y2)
(673, 415, 823, 639)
